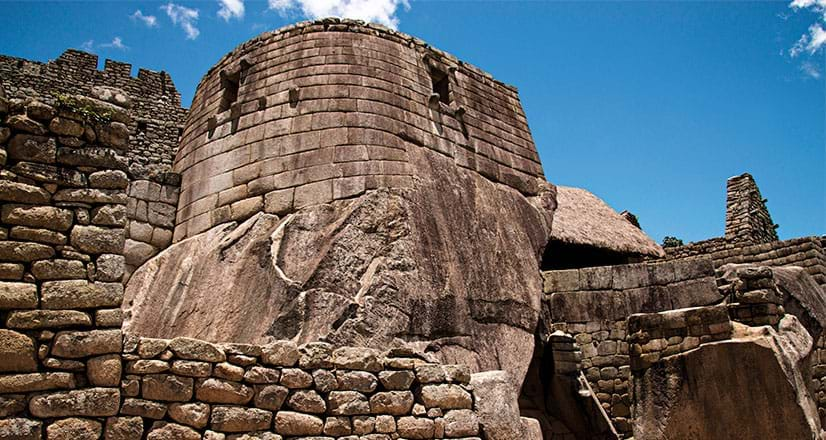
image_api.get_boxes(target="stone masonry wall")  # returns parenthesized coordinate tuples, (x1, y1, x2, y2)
(0, 94, 129, 433)
(0, 50, 188, 273)
(724, 173, 778, 244)
(541, 258, 723, 435)
(124, 175, 180, 282)
(0, 50, 187, 177)
(173, 18, 545, 241)
(665, 236, 826, 288)
(0, 92, 490, 440)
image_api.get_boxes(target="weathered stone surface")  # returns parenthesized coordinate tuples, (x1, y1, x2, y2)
(31, 259, 85, 280)
(632, 316, 823, 439)
(172, 360, 212, 377)
(0, 282, 37, 309)
(41, 280, 123, 309)
(253, 384, 288, 410)
(336, 371, 377, 393)
(104, 416, 144, 440)
(146, 422, 201, 440)
(89, 170, 129, 189)
(120, 398, 168, 419)
(0, 241, 54, 262)
(443, 409, 479, 437)
(6, 310, 91, 329)
(331, 347, 382, 371)
(8, 135, 57, 164)
(169, 337, 226, 362)
(125, 144, 554, 393)
(469, 371, 523, 440)
(142, 374, 194, 402)
(1, 204, 72, 231)
(0, 395, 27, 417)
(196, 378, 253, 404)
(378, 370, 415, 390)
(274, 411, 323, 436)
(261, 341, 299, 367)
(396, 417, 435, 439)
(0, 263, 25, 280)
(87, 354, 122, 386)
(169, 402, 210, 428)
(286, 389, 326, 413)
(280, 368, 313, 388)
(0, 418, 41, 440)
(49, 116, 84, 137)
(29, 387, 120, 417)
(0, 372, 75, 393)
(243, 366, 280, 384)
(210, 405, 272, 432)
(0, 180, 51, 204)
(328, 391, 370, 415)
(370, 391, 414, 415)
(46, 418, 102, 440)
(52, 329, 122, 358)
(95, 253, 124, 282)
(9, 226, 66, 246)
(419, 384, 472, 410)
(214, 362, 245, 381)
(70, 225, 124, 255)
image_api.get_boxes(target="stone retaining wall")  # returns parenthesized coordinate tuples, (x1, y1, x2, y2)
(1, 335, 483, 440)
(541, 258, 723, 434)
(0, 50, 187, 178)
(664, 236, 826, 287)
(0, 93, 498, 439)
(173, 18, 545, 241)
(124, 175, 180, 281)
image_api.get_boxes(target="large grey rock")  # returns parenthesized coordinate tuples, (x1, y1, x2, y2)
(124, 147, 555, 391)
(469, 370, 524, 440)
(632, 316, 823, 439)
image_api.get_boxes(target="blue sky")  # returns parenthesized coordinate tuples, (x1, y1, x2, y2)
(1, 1, 824, 243)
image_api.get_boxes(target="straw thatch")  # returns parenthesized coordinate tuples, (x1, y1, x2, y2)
(551, 185, 665, 258)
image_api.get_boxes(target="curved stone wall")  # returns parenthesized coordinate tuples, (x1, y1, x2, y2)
(173, 19, 545, 241)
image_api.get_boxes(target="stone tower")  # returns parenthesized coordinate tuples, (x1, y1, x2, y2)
(125, 19, 556, 392)
(724, 173, 779, 244)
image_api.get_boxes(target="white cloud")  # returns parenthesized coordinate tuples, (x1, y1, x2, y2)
(79, 40, 95, 53)
(218, 0, 245, 21)
(268, 0, 410, 30)
(790, 0, 826, 9)
(801, 61, 822, 78)
(790, 23, 826, 56)
(161, 3, 200, 40)
(131, 10, 158, 27)
(100, 37, 128, 50)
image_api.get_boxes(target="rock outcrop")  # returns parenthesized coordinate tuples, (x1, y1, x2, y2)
(632, 316, 822, 439)
(125, 147, 555, 392)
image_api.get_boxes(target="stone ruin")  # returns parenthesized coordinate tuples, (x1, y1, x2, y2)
(0, 17, 823, 440)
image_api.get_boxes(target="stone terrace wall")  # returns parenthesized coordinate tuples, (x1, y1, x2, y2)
(665, 236, 826, 288)
(0, 50, 187, 177)
(124, 174, 180, 282)
(541, 258, 723, 435)
(173, 18, 545, 241)
(0, 95, 128, 432)
(0, 51, 188, 272)
(0, 94, 491, 440)
(724, 173, 778, 244)
(2, 334, 484, 439)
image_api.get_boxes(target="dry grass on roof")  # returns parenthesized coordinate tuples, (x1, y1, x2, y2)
(551, 185, 665, 258)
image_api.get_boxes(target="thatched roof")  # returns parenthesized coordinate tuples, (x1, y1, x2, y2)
(551, 186, 665, 258)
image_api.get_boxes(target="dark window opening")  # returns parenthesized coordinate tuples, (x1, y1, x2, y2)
(137, 121, 148, 133)
(430, 67, 451, 105)
(219, 71, 240, 113)
(541, 240, 640, 271)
